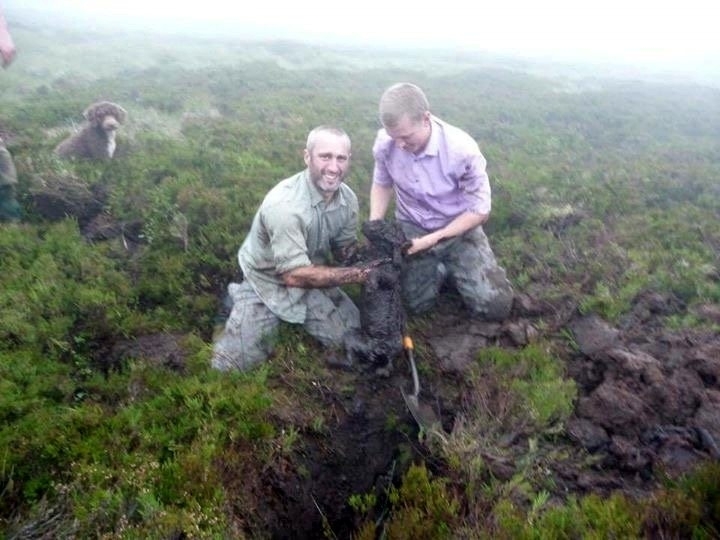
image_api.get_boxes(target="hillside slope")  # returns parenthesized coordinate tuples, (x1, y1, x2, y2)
(1, 17, 719, 538)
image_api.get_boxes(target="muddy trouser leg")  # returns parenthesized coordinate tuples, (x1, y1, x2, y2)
(211, 281, 280, 371)
(398, 222, 444, 315)
(445, 227, 514, 321)
(303, 287, 360, 348)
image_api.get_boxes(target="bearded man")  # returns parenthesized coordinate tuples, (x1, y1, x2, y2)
(212, 126, 377, 371)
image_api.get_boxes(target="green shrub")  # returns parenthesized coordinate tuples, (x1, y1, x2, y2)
(493, 492, 642, 539)
(0, 221, 135, 355)
(643, 461, 720, 538)
(385, 463, 459, 540)
(476, 344, 577, 430)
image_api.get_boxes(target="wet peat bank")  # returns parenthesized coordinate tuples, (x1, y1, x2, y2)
(212, 288, 720, 538)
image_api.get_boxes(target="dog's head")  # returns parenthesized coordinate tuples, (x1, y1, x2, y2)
(362, 219, 411, 264)
(83, 101, 127, 131)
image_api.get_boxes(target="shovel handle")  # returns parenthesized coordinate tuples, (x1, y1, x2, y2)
(403, 335, 420, 396)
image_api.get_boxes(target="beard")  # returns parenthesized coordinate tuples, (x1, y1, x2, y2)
(309, 164, 345, 195)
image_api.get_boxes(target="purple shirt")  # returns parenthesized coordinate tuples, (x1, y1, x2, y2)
(372, 115, 491, 231)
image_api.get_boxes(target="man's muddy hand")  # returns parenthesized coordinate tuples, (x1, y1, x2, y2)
(357, 258, 392, 281)
(334, 241, 367, 266)
(403, 235, 437, 256)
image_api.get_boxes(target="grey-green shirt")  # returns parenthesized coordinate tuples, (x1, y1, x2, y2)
(0, 145, 17, 186)
(238, 170, 359, 323)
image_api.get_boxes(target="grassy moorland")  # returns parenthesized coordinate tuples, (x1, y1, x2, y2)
(1, 17, 719, 539)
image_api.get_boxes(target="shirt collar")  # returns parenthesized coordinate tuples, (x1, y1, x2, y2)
(417, 115, 440, 157)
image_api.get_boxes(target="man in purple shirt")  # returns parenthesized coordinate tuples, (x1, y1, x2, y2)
(370, 82, 513, 320)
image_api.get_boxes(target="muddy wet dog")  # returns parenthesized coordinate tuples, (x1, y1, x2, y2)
(343, 219, 410, 373)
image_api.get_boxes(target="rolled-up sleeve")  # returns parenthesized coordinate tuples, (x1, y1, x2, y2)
(372, 131, 394, 187)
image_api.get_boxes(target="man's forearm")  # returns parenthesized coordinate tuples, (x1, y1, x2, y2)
(369, 183, 394, 220)
(407, 211, 488, 255)
(431, 211, 487, 243)
(282, 264, 369, 288)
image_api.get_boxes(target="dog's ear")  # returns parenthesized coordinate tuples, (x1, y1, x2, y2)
(112, 104, 128, 124)
(82, 104, 98, 124)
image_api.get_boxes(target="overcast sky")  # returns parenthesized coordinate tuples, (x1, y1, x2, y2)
(5, 0, 719, 77)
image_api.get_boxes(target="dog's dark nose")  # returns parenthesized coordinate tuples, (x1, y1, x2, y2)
(103, 116, 120, 130)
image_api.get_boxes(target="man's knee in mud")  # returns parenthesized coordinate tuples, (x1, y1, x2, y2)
(465, 272, 515, 321)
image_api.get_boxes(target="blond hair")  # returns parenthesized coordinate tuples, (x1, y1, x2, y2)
(378, 83, 430, 128)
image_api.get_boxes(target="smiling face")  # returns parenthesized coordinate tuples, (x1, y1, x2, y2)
(304, 130, 351, 200)
(384, 111, 432, 155)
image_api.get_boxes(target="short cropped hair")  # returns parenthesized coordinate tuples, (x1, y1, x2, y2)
(378, 83, 430, 128)
(306, 126, 351, 153)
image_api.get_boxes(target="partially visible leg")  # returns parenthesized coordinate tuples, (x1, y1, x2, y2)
(0, 185, 21, 223)
(303, 287, 360, 347)
(445, 227, 514, 321)
(211, 281, 280, 371)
